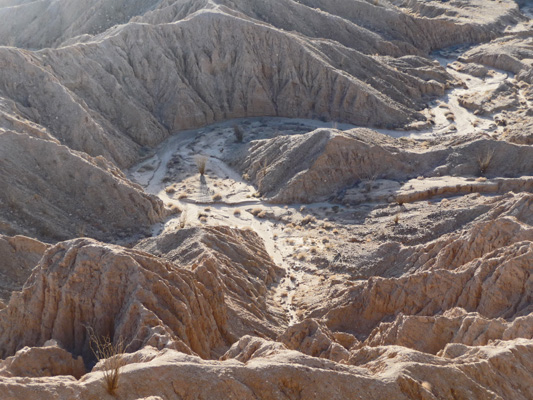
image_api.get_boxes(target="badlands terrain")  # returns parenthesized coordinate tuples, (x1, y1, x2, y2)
(0, 0, 533, 398)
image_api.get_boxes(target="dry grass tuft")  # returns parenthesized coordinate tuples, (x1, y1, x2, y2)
(477, 147, 495, 176)
(89, 330, 125, 396)
(250, 207, 262, 216)
(300, 215, 316, 226)
(233, 125, 244, 143)
(168, 204, 181, 214)
(195, 155, 208, 175)
(179, 209, 188, 229)
(394, 213, 400, 225)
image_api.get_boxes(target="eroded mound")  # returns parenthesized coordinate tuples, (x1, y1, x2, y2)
(231, 128, 533, 203)
(0, 226, 284, 362)
(0, 130, 166, 242)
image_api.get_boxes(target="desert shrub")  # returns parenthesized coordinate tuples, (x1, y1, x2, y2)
(168, 204, 181, 215)
(394, 213, 400, 225)
(300, 215, 316, 226)
(477, 147, 495, 176)
(250, 207, 262, 216)
(212, 193, 223, 201)
(233, 125, 244, 143)
(195, 155, 208, 175)
(179, 209, 188, 228)
(89, 330, 125, 396)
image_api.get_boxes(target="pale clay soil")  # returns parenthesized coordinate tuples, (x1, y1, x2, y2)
(128, 46, 525, 326)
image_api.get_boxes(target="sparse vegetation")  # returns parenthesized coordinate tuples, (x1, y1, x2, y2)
(394, 213, 400, 225)
(300, 215, 316, 226)
(321, 222, 334, 230)
(233, 125, 244, 143)
(88, 329, 125, 396)
(477, 147, 495, 176)
(168, 204, 181, 214)
(250, 207, 262, 216)
(212, 193, 223, 201)
(179, 209, 188, 228)
(233, 209, 241, 216)
(195, 155, 208, 175)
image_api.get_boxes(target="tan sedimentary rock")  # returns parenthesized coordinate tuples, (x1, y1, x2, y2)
(460, 35, 533, 83)
(0, 0, 521, 54)
(221, 335, 287, 363)
(232, 128, 533, 203)
(0, 340, 85, 379)
(0, 226, 285, 361)
(0, 130, 166, 242)
(135, 226, 287, 340)
(5, 0, 522, 170)
(0, 338, 531, 399)
(320, 239, 532, 339)
(278, 319, 350, 362)
(362, 308, 533, 355)
(394, 177, 533, 204)
(0, 235, 47, 305)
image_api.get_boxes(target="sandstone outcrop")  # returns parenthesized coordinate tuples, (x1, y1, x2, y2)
(0, 130, 166, 242)
(0, 226, 285, 361)
(278, 319, 351, 362)
(0, 338, 532, 399)
(232, 128, 533, 203)
(0, 340, 85, 379)
(135, 226, 286, 341)
(0, 235, 47, 305)
(460, 34, 533, 84)
(0, 0, 521, 172)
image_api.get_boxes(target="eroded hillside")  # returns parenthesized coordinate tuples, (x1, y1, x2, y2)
(0, 0, 532, 399)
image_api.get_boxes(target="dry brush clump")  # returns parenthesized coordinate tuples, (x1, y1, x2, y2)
(195, 155, 208, 175)
(88, 330, 126, 396)
(233, 125, 244, 143)
(178, 208, 188, 228)
(477, 147, 495, 176)
(300, 215, 316, 226)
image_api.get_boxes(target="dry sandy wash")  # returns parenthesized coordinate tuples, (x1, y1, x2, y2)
(0, 0, 533, 399)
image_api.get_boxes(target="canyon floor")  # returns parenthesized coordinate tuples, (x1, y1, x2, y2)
(0, 0, 532, 399)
